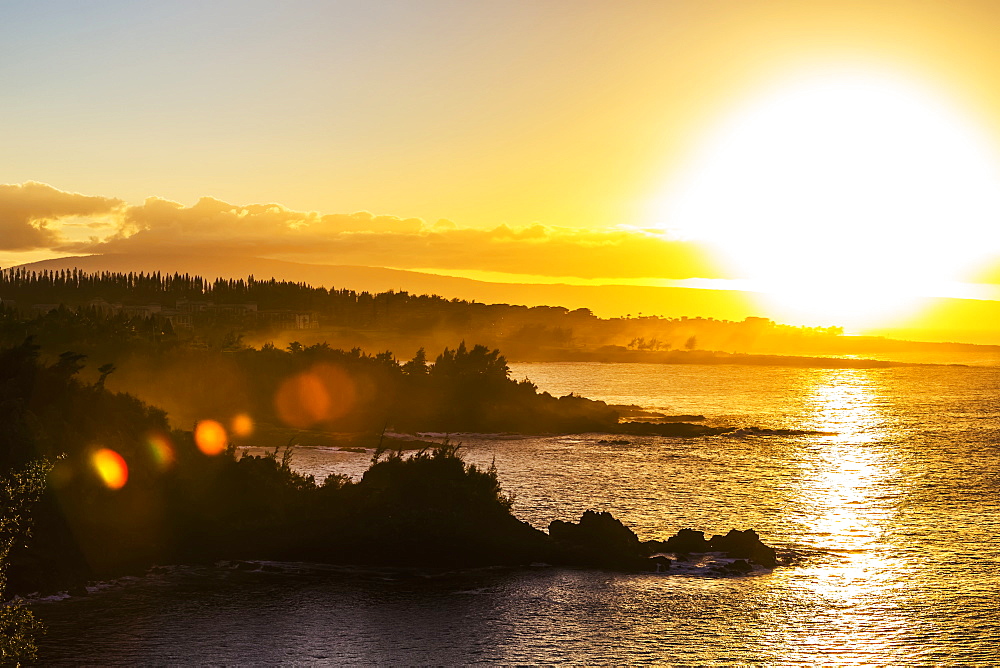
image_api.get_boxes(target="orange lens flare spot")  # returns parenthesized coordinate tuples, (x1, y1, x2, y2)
(146, 432, 176, 470)
(274, 364, 356, 429)
(231, 413, 254, 437)
(92, 448, 128, 490)
(195, 419, 228, 456)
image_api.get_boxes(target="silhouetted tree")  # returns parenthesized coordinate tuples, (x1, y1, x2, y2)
(1, 459, 51, 663)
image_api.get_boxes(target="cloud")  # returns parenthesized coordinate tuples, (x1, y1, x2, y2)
(337, 224, 723, 280)
(0, 182, 123, 251)
(4, 183, 723, 280)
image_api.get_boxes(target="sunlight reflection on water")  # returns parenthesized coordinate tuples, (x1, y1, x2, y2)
(796, 369, 896, 551)
(764, 369, 916, 663)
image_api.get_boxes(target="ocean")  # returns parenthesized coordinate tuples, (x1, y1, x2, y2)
(31, 361, 1000, 664)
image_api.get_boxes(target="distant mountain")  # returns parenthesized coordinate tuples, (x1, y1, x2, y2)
(11, 254, 762, 321)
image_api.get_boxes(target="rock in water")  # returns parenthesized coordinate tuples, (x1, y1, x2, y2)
(548, 510, 646, 570)
(708, 529, 778, 567)
(662, 528, 711, 553)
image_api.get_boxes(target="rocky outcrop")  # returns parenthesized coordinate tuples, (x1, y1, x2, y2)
(611, 422, 834, 438)
(660, 528, 711, 553)
(547, 516, 781, 572)
(646, 527, 778, 568)
(614, 421, 726, 437)
(720, 426, 835, 437)
(707, 528, 778, 567)
(548, 510, 649, 570)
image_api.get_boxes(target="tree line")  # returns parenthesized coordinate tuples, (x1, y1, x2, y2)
(0, 267, 847, 356)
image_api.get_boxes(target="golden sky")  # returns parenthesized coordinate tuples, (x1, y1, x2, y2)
(7, 1, 1000, 337)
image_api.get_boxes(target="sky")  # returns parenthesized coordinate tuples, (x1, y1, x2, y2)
(7, 1, 1000, 336)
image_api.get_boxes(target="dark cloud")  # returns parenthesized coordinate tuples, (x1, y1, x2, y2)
(0, 182, 122, 251)
(0, 183, 722, 280)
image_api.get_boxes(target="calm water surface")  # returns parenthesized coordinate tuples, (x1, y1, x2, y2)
(34, 362, 1000, 664)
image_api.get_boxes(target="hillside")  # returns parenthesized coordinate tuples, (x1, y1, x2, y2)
(4, 260, 1000, 366)
(10, 254, 762, 321)
(13, 254, 1000, 349)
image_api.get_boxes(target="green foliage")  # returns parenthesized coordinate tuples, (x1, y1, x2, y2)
(0, 341, 175, 592)
(0, 600, 43, 666)
(0, 336, 603, 597)
(0, 267, 847, 363)
(392, 342, 618, 433)
(362, 441, 514, 515)
(86, 336, 615, 435)
(0, 460, 51, 665)
(0, 337, 170, 471)
(319, 442, 545, 567)
(401, 347, 428, 375)
(431, 342, 509, 381)
(0, 462, 51, 575)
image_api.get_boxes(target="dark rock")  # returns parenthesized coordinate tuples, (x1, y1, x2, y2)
(548, 510, 646, 570)
(725, 559, 753, 574)
(614, 421, 724, 437)
(653, 527, 779, 569)
(748, 543, 778, 567)
(708, 529, 777, 567)
(663, 528, 711, 553)
(657, 415, 707, 423)
(68, 585, 88, 597)
(721, 426, 836, 437)
(648, 555, 672, 572)
(641, 539, 666, 553)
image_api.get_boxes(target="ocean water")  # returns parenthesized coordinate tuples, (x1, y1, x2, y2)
(32, 362, 1000, 664)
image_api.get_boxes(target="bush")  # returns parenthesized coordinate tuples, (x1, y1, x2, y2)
(1, 460, 51, 664)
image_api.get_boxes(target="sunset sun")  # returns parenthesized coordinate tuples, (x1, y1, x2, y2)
(655, 67, 1000, 329)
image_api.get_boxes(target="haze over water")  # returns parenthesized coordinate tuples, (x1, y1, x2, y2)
(35, 361, 1000, 664)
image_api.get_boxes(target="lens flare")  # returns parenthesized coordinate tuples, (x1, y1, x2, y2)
(231, 413, 254, 437)
(146, 432, 176, 470)
(92, 448, 128, 490)
(195, 419, 228, 456)
(274, 364, 357, 429)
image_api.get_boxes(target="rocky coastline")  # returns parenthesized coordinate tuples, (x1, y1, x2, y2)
(549, 511, 787, 573)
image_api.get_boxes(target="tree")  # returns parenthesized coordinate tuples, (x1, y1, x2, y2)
(0, 460, 51, 665)
(401, 348, 428, 376)
(431, 342, 509, 381)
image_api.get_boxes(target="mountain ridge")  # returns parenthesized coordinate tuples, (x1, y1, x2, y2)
(10, 253, 761, 321)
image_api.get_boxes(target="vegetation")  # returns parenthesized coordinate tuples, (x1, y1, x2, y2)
(302, 442, 548, 566)
(0, 335, 784, 641)
(0, 270, 791, 662)
(0, 268, 805, 609)
(0, 267, 851, 360)
(0, 342, 567, 596)
(1, 460, 50, 665)
(0, 327, 619, 433)
(5, 267, 973, 377)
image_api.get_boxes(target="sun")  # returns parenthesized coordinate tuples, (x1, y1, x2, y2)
(653, 67, 1000, 330)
